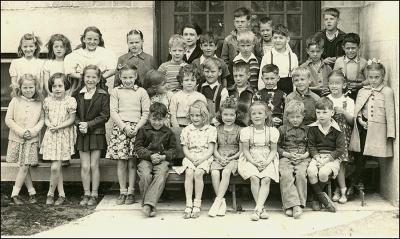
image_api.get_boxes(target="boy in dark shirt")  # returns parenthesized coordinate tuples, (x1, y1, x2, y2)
(135, 102, 177, 217)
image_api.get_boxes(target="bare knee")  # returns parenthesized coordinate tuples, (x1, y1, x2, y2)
(211, 170, 220, 179)
(250, 176, 260, 185)
(261, 177, 270, 185)
(185, 169, 194, 180)
(194, 169, 204, 180)
(318, 170, 330, 182)
(51, 162, 61, 175)
(221, 169, 231, 179)
(20, 165, 29, 174)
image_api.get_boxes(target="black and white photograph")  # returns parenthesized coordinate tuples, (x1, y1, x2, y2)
(1, 1, 399, 237)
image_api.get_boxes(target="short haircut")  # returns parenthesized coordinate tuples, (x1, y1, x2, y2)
(199, 31, 218, 45)
(328, 69, 347, 84)
(48, 73, 71, 93)
(17, 33, 42, 58)
(116, 64, 140, 87)
(342, 33, 360, 46)
(272, 24, 289, 37)
(259, 16, 273, 26)
(233, 7, 251, 20)
(323, 8, 340, 18)
(306, 32, 325, 49)
(216, 96, 238, 124)
(168, 34, 187, 49)
(261, 64, 279, 75)
(203, 57, 221, 70)
(315, 96, 334, 110)
(189, 100, 210, 125)
(46, 34, 72, 60)
(365, 61, 386, 78)
(13, 73, 43, 101)
(237, 30, 256, 44)
(285, 100, 305, 115)
(232, 60, 250, 73)
(149, 102, 168, 119)
(181, 22, 203, 36)
(292, 66, 311, 79)
(248, 101, 273, 127)
(176, 64, 197, 84)
(143, 69, 165, 97)
(126, 29, 144, 40)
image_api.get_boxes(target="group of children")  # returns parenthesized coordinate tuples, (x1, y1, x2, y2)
(5, 7, 396, 221)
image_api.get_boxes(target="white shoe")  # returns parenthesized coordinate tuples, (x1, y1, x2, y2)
(217, 198, 226, 216)
(332, 188, 340, 202)
(208, 197, 222, 217)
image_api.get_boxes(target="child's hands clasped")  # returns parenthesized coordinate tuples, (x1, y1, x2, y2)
(79, 122, 88, 134)
(151, 153, 166, 165)
(23, 130, 32, 140)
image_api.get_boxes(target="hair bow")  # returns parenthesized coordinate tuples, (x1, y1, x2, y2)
(367, 58, 380, 65)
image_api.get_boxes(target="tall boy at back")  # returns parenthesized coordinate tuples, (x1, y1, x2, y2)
(318, 8, 346, 68)
(259, 24, 298, 94)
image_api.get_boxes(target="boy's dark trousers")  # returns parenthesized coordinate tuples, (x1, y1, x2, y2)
(137, 160, 170, 207)
(351, 117, 370, 187)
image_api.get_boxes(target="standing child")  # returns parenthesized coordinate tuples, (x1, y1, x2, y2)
(106, 65, 150, 205)
(259, 24, 299, 94)
(238, 101, 280, 221)
(135, 102, 177, 217)
(143, 70, 174, 127)
(173, 100, 217, 219)
(301, 33, 332, 96)
(278, 100, 310, 219)
(233, 31, 260, 90)
(253, 64, 286, 127)
(9, 33, 44, 97)
(209, 97, 242, 217)
(307, 97, 346, 213)
(43, 34, 72, 96)
(40, 73, 76, 205)
(158, 34, 188, 92)
(349, 60, 395, 194)
(197, 58, 229, 125)
(333, 33, 368, 100)
(74, 65, 110, 206)
(259, 17, 274, 57)
(327, 70, 355, 204)
(5, 74, 44, 205)
(114, 29, 156, 87)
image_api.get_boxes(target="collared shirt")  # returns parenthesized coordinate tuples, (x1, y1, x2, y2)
(334, 56, 367, 83)
(277, 124, 308, 155)
(301, 59, 332, 89)
(233, 52, 260, 85)
(326, 30, 339, 41)
(309, 119, 341, 136)
(285, 89, 320, 125)
(185, 46, 196, 61)
(200, 54, 217, 64)
(199, 81, 229, 106)
(79, 86, 97, 99)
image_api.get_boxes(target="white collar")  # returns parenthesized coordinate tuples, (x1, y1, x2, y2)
(272, 47, 290, 56)
(233, 52, 257, 63)
(344, 56, 360, 63)
(186, 46, 196, 55)
(326, 30, 339, 40)
(200, 55, 217, 64)
(308, 119, 341, 135)
(202, 80, 220, 89)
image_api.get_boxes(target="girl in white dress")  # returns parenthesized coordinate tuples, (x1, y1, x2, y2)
(238, 101, 280, 221)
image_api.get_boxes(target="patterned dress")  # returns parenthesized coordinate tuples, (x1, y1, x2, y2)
(40, 96, 77, 161)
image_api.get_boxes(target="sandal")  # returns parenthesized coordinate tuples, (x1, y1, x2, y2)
(183, 207, 192, 219)
(191, 206, 201, 218)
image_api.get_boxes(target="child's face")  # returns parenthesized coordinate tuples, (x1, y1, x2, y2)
(155, 80, 167, 94)
(293, 73, 311, 93)
(149, 114, 165, 130)
(250, 105, 267, 126)
(203, 64, 221, 85)
(316, 108, 334, 125)
(127, 34, 143, 55)
(272, 33, 289, 51)
(200, 42, 217, 57)
(21, 39, 36, 58)
(21, 79, 36, 99)
(234, 16, 251, 32)
(262, 72, 279, 89)
(120, 69, 137, 88)
(328, 75, 345, 96)
(237, 41, 254, 58)
(307, 44, 323, 62)
(323, 14, 339, 31)
(233, 68, 250, 88)
(52, 77, 66, 99)
(367, 69, 384, 88)
(287, 112, 304, 127)
(83, 31, 100, 51)
(259, 22, 273, 42)
(343, 42, 359, 60)
(84, 69, 100, 90)
(169, 45, 185, 63)
(221, 108, 236, 126)
(53, 40, 66, 59)
(183, 27, 199, 48)
(189, 107, 205, 127)
(181, 73, 197, 92)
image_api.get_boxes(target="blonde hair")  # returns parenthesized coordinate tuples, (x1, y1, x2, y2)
(168, 34, 187, 49)
(292, 66, 311, 79)
(248, 101, 273, 127)
(188, 100, 210, 125)
(12, 74, 43, 101)
(237, 30, 256, 44)
(285, 100, 305, 116)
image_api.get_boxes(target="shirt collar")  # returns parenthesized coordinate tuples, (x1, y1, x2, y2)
(294, 88, 311, 97)
(188, 123, 210, 131)
(233, 52, 257, 63)
(116, 84, 139, 91)
(363, 83, 385, 92)
(143, 123, 168, 131)
(202, 80, 220, 89)
(200, 55, 217, 64)
(308, 119, 341, 135)
(186, 46, 196, 55)
(20, 95, 35, 102)
(128, 50, 145, 60)
(80, 86, 96, 94)
(286, 123, 307, 131)
(272, 47, 290, 56)
(326, 30, 339, 39)
(344, 56, 360, 63)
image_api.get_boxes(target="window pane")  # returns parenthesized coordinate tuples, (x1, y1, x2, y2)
(269, 1, 284, 12)
(1, 112, 9, 156)
(174, 15, 190, 33)
(287, 1, 302, 11)
(175, 1, 189, 12)
(209, 1, 224, 12)
(287, 15, 301, 36)
(251, 1, 268, 12)
(209, 14, 225, 38)
(270, 14, 284, 25)
(192, 14, 207, 33)
(191, 1, 206, 12)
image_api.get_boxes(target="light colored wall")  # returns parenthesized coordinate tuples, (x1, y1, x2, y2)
(321, 1, 364, 34)
(1, 1, 155, 57)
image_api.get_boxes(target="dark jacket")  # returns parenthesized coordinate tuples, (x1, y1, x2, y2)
(318, 28, 346, 68)
(134, 123, 177, 163)
(167, 44, 203, 64)
(227, 83, 255, 126)
(74, 87, 110, 135)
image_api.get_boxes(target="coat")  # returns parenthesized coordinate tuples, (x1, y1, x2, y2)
(349, 84, 396, 157)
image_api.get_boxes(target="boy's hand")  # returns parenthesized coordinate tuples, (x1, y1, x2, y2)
(272, 117, 282, 126)
(321, 87, 331, 96)
(323, 57, 336, 65)
(358, 118, 368, 130)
